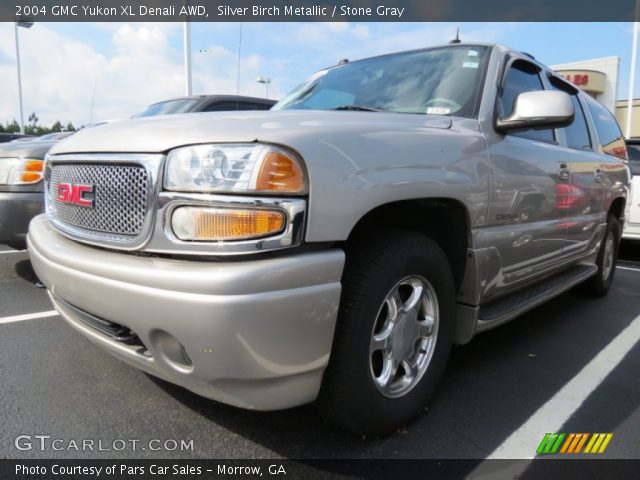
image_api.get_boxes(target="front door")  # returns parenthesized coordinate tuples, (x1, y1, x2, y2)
(483, 59, 569, 300)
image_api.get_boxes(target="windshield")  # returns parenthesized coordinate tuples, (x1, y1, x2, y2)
(273, 45, 489, 117)
(134, 98, 201, 118)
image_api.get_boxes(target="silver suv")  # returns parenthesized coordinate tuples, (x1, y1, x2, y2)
(28, 44, 630, 435)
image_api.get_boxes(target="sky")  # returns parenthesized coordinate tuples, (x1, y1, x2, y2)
(0, 22, 636, 127)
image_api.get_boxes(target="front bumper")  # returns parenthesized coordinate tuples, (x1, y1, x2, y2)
(28, 215, 345, 410)
(0, 191, 44, 244)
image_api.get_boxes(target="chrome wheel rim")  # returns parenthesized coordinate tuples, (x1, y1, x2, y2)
(369, 275, 439, 398)
(603, 235, 614, 281)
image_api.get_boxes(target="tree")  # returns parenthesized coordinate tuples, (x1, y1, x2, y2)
(1, 114, 75, 135)
(3, 119, 20, 133)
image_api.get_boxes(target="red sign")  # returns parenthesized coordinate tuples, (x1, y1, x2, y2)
(562, 73, 590, 86)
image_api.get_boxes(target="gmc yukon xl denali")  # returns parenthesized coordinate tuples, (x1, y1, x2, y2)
(28, 44, 630, 435)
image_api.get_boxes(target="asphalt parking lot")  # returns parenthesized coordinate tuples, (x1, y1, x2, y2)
(1, 240, 639, 460)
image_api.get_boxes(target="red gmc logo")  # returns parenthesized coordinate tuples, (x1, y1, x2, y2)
(57, 183, 96, 208)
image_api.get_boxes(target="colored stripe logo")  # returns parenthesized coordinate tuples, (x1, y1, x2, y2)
(536, 433, 613, 454)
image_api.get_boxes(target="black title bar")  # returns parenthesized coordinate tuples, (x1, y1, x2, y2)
(1, 0, 638, 22)
(2, 459, 640, 480)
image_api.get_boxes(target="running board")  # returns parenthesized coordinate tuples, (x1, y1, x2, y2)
(476, 265, 597, 331)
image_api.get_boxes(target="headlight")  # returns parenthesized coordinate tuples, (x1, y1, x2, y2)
(164, 144, 306, 194)
(0, 158, 44, 185)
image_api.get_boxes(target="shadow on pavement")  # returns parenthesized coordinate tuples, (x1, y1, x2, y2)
(14, 259, 40, 285)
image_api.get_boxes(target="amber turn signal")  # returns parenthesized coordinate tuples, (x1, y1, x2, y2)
(171, 207, 285, 241)
(256, 151, 305, 193)
(20, 160, 44, 184)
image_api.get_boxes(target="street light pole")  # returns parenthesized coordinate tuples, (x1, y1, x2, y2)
(14, 22, 33, 135)
(256, 77, 271, 99)
(626, 22, 639, 139)
(183, 21, 192, 96)
(626, 2, 640, 138)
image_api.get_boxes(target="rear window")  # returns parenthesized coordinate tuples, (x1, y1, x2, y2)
(585, 98, 626, 159)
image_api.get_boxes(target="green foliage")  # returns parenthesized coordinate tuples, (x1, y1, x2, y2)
(0, 113, 75, 135)
(0, 119, 20, 133)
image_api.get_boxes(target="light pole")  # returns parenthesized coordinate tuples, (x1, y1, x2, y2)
(626, 1, 640, 138)
(15, 21, 33, 135)
(627, 22, 639, 139)
(183, 21, 192, 96)
(256, 76, 271, 99)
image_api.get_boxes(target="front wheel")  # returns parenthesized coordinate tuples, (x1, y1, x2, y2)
(581, 213, 620, 297)
(317, 230, 455, 436)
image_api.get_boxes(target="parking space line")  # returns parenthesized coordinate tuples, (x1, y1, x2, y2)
(0, 250, 26, 254)
(618, 265, 640, 273)
(0, 310, 59, 325)
(485, 312, 640, 459)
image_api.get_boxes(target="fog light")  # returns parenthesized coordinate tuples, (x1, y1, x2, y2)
(171, 206, 285, 241)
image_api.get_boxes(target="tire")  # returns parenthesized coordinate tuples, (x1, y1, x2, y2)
(317, 230, 456, 436)
(581, 213, 620, 297)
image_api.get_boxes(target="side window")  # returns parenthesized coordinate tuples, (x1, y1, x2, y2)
(549, 80, 591, 150)
(627, 145, 640, 175)
(585, 98, 626, 159)
(499, 61, 555, 144)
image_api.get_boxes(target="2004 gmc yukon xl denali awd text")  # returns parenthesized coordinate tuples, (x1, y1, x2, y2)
(28, 44, 630, 435)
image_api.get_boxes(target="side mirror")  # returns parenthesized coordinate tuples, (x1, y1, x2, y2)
(496, 90, 574, 133)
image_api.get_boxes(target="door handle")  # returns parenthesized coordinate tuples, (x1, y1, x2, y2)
(594, 168, 603, 183)
(558, 163, 570, 181)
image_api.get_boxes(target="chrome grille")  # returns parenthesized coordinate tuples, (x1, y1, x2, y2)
(48, 164, 150, 236)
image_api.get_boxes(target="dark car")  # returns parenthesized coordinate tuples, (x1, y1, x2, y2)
(0, 133, 33, 144)
(133, 95, 276, 118)
(0, 132, 74, 247)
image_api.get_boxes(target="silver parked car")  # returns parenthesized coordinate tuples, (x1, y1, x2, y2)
(28, 44, 629, 435)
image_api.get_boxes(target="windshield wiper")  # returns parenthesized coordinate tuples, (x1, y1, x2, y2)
(333, 105, 384, 112)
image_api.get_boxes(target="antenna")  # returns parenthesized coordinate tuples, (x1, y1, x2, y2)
(449, 27, 461, 44)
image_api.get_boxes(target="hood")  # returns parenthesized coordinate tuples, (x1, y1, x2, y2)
(0, 139, 59, 159)
(49, 110, 453, 155)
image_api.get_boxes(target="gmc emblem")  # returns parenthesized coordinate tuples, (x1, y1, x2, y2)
(57, 183, 96, 208)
